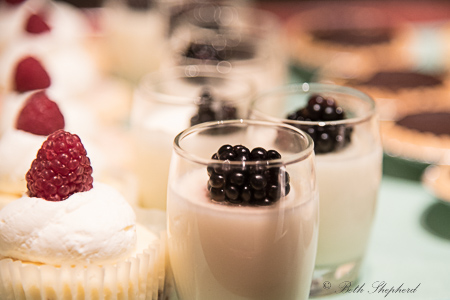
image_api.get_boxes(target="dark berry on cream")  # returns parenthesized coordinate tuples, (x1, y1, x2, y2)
(207, 145, 290, 206)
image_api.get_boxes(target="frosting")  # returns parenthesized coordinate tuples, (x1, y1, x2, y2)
(0, 182, 137, 266)
(0, 128, 45, 195)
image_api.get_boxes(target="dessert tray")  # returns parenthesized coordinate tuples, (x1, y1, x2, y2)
(422, 164, 450, 204)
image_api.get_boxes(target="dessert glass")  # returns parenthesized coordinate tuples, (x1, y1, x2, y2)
(250, 83, 383, 297)
(130, 66, 254, 211)
(162, 5, 288, 94)
(167, 119, 319, 300)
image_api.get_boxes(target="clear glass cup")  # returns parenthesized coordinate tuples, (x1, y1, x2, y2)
(162, 5, 288, 94)
(130, 66, 254, 211)
(250, 83, 383, 297)
(167, 119, 319, 300)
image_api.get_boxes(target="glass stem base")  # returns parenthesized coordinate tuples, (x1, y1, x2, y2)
(309, 258, 362, 298)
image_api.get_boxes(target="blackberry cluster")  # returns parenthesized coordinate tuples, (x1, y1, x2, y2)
(287, 95, 352, 154)
(207, 144, 290, 206)
(190, 89, 237, 126)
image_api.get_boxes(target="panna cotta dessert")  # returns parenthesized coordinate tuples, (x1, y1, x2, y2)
(250, 83, 382, 297)
(0, 129, 166, 299)
(167, 120, 319, 300)
(130, 66, 254, 210)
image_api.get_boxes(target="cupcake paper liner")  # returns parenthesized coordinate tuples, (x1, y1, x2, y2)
(0, 233, 166, 300)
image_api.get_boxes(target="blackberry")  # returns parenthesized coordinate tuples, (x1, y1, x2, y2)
(287, 95, 352, 154)
(190, 88, 237, 127)
(207, 144, 290, 206)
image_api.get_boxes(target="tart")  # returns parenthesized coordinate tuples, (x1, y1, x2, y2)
(284, 3, 415, 79)
(381, 109, 450, 163)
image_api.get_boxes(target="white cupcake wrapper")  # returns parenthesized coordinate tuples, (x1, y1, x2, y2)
(0, 233, 166, 300)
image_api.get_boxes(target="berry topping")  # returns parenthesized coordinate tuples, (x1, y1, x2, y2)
(26, 130, 93, 201)
(14, 56, 51, 92)
(287, 95, 352, 154)
(207, 144, 290, 206)
(190, 88, 237, 127)
(16, 90, 65, 136)
(25, 13, 51, 34)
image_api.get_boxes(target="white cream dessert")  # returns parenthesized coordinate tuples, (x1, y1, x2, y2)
(314, 131, 382, 267)
(131, 69, 253, 210)
(0, 182, 138, 266)
(0, 129, 166, 299)
(281, 91, 382, 286)
(101, 0, 167, 83)
(167, 141, 319, 300)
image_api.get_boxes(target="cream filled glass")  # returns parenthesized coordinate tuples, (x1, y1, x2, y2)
(250, 83, 382, 297)
(130, 66, 254, 210)
(167, 119, 319, 300)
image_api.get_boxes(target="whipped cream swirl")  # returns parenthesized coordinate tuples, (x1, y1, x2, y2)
(0, 182, 137, 266)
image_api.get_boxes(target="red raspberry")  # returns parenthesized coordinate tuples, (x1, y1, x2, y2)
(25, 13, 51, 34)
(26, 130, 94, 201)
(16, 90, 65, 136)
(14, 56, 51, 92)
(5, 0, 26, 5)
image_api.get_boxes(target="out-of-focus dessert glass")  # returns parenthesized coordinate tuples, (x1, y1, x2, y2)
(167, 119, 319, 300)
(162, 3, 288, 94)
(101, 0, 167, 83)
(130, 66, 254, 211)
(250, 83, 382, 297)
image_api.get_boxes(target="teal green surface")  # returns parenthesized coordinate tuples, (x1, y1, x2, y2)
(323, 155, 450, 300)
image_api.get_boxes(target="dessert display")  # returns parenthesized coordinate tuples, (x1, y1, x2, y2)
(0, 129, 166, 299)
(250, 83, 382, 297)
(130, 66, 254, 210)
(284, 3, 414, 79)
(167, 120, 318, 300)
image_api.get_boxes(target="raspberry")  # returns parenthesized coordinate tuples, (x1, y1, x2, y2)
(5, 0, 26, 5)
(14, 56, 51, 92)
(26, 130, 93, 201)
(16, 90, 65, 136)
(25, 13, 51, 34)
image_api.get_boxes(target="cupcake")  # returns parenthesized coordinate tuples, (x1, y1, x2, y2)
(0, 89, 136, 209)
(0, 1, 133, 128)
(284, 3, 414, 79)
(0, 129, 166, 299)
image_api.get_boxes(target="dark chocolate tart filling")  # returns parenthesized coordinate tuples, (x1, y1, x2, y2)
(396, 112, 450, 136)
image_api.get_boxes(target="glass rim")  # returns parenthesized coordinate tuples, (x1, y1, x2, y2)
(251, 82, 377, 126)
(137, 65, 255, 106)
(173, 119, 315, 166)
